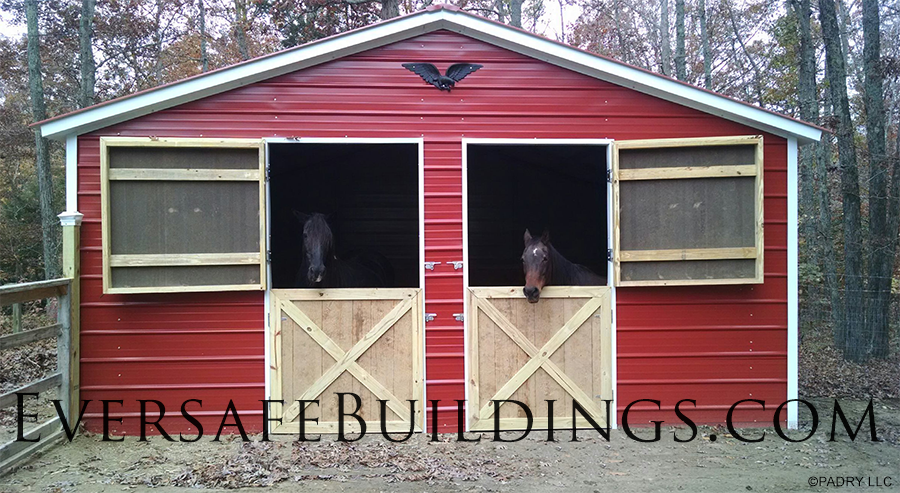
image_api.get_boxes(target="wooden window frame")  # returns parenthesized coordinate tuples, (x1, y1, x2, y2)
(100, 137, 267, 294)
(612, 135, 764, 287)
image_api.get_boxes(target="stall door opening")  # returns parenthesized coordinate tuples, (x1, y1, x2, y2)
(267, 141, 424, 434)
(464, 142, 612, 431)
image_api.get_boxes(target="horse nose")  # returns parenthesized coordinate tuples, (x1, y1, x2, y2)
(523, 286, 540, 302)
(308, 266, 325, 283)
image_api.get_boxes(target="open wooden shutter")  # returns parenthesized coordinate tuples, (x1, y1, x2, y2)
(100, 137, 266, 294)
(612, 135, 763, 287)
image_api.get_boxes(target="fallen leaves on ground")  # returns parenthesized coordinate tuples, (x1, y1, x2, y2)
(799, 331, 900, 400)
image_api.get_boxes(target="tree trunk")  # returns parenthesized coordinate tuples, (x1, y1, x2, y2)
(674, 0, 685, 80)
(878, 121, 900, 358)
(698, 0, 712, 89)
(819, 0, 864, 361)
(836, 0, 855, 82)
(380, 0, 399, 20)
(199, 0, 208, 72)
(25, 0, 59, 281)
(614, 0, 627, 62)
(153, 0, 163, 84)
(558, 0, 566, 43)
(861, 0, 890, 359)
(790, 0, 819, 319)
(507, 0, 523, 27)
(659, 0, 671, 76)
(234, 0, 250, 60)
(816, 88, 844, 334)
(728, 4, 765, 107)
(79, 0, 96, 108)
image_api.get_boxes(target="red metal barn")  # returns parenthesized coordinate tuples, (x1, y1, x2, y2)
(38, 5, 822, 436)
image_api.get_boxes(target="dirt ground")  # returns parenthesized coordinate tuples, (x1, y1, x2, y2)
(1, 398, 898, 493)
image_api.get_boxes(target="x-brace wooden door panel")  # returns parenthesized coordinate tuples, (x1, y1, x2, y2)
(467, 286, 612, 431)
(270, 288, 424, 434)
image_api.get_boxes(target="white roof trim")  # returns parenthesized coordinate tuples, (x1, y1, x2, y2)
(40, 7, 822, 144)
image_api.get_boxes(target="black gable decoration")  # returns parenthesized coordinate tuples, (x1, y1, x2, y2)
(402, 63, 483, 91)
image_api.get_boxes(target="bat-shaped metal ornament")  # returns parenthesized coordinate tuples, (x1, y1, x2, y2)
(402, 63, 483, 91)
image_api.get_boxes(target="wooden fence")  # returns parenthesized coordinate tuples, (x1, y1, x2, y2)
(0, 278, 73, 476)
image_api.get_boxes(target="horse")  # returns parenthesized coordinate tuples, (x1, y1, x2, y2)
(293, 211, 394, 288)
(522, 229, 604, 303)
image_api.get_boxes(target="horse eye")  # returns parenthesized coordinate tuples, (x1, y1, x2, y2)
(541, 257, 548, 263)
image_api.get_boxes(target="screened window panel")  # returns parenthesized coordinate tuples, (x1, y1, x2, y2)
(612, 136, 764, 287)
(101, 138, 266, 294)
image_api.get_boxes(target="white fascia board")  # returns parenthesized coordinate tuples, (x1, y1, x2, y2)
(440, 11, 822, 145)
(41, 12, 445, 140)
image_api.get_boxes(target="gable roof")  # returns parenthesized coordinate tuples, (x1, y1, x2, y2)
(36, 4, 822, 144)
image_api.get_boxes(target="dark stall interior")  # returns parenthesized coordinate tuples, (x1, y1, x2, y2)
(268, 143, 419, 288)
(466, 144, 608, 287)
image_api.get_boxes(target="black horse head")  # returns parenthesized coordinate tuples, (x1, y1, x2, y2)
(294, 211, 334, 284)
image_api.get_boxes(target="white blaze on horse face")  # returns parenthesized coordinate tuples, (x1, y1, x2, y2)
(533, 248, 539, 257)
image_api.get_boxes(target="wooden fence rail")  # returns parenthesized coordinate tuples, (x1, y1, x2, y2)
(0, 278, 72, 476)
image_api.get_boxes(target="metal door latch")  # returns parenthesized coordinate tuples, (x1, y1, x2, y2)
(453, 313, 465, 322)
(424, 261, 441, 270)
(448, 261, 464, 270)
(425, 313, 437, 322)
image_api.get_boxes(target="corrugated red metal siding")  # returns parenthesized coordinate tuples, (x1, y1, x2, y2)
(76, 30, 788, 435)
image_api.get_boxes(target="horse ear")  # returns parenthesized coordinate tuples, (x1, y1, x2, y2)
(541, 230, 551, 244)
(523, 229, 532, 244)
(292, 210, 309, 224)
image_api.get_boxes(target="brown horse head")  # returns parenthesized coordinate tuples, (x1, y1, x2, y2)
(522, 229, 552, 303)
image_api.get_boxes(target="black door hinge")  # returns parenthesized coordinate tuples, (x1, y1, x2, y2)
(265, 164, 271, 182)
(606, 168, 612, 183)
(607, 249, 613, 262)
(266, 250, 272, 263)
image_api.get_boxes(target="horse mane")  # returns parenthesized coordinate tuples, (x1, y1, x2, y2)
(548, 243, 604, 285)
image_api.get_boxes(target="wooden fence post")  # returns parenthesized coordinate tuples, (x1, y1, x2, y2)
(58, 211, 82, 424)
(11, 303, 22, 333)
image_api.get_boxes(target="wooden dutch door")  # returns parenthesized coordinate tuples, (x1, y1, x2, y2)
(467, 286, 612, 431)
(269, 288, 424, 434)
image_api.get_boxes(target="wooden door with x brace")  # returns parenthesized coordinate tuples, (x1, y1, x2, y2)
(467, 286, 612, 431)
(269, 288, 425, 434)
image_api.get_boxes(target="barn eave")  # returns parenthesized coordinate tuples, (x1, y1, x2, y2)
(36, 5, 822, 145)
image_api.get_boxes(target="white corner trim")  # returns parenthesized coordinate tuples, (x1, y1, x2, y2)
(40, 9, 822, 145)
(66, 134, 78, 212)
(58, 211, 84, 227)
(786, 137, 799, 429)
